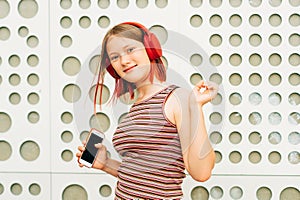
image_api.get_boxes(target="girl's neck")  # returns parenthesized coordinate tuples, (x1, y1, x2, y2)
(135, 78, 167, 101)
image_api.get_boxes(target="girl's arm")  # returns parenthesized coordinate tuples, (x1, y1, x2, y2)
(172, 81, 218, 182)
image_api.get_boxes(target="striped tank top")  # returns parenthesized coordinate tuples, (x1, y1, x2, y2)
(112, 85, 186, 200)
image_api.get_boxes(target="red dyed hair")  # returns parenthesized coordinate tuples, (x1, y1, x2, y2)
(94, 23, 166, 110)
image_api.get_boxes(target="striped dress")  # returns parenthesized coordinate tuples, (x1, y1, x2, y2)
(112, 85, 186, 200)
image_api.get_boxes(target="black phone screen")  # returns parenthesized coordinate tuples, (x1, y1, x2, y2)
(81, 133, 103, 164)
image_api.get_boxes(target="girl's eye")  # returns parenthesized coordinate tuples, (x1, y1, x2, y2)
(110, 55, 119, 62)
(127, 47, 135, 53)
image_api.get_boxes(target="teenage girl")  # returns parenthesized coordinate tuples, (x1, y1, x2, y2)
(76, 22, 218, 200)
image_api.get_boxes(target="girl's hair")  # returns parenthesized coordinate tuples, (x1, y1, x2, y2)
(94, 23, 166, 110)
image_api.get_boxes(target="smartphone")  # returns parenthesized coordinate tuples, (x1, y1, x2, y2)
(79, 128, 104, 168)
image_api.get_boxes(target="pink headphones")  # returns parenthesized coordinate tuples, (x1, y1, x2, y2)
(105, 22, 163, 79)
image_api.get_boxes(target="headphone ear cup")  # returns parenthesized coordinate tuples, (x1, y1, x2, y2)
(106, 58, 120, 79)
(143, 32, 162, 61)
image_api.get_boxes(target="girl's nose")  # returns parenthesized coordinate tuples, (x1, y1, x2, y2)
(120, 53, 131, 65)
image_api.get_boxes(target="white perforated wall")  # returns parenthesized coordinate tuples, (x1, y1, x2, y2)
(0, 0, 299, 199)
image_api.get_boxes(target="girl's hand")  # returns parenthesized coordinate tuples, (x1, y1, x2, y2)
(76, 141, 108, 170)
(190, 80, 219, 106)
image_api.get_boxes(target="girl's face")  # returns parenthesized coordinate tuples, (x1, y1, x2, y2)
(106, 36, 151, 84)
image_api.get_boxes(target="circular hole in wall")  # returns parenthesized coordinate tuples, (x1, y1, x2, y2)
(249, 14, 262, 27)
(190, 0, 203, 7)
(190, 15, 203, 27)
(249, 73, 262, 86)
(249, 92, 262, 105)
(229, 131, 242, 144)
(289, 13, 300, 27)
(249, 53, 262, 66)
(18, 0, 38, 18)
(136, 0, 148, 8)
(268, 131, 282, 145)
(11, 183, 22, 195)
(60, 0, 72, 9)
(210, 14, 223, 27)
(229, 93, 242, 105)
(79, 0, 91, 9)
(0, 112, 12, 132)
(249, 131, 262, 144)
(27, 73, 39, 86)
(211, 93, 222, 105)
(215, 151, 222, 163)
(249, 0, 262, 7)
(60, 35, 72, 48)
(209, 112, 222, 125)
(229, 73, 242, 86)
(288, 151, 300, 164)
(268, 112, 282, 125)
(280, 187, 300, 200)
(210, 131, 222, 144)
(149, 25, 168, 45)
(89, 55, 100, 74)
(191, 186, 209, 200)
(190, 53, 203, 66)
(98, 16, 110, 28)
(27, 54, 39, 67)
(9, 55, 21, 67)
(0, 26, 10, 41)
(249, 34, 262, 47)
(90, 112, 110, 132)
(0, 0, 10, 18)
(9, 74, 21, 86)
(289, 33, 300, 46)
(9, 92, 21, 105)
(210, 54, 222, 66)
(27, 111, 40, 123)
(89, 84, 110, 105)
(29, 183, 41, 196)
(249, 151, 261, 164)
(289, 73, 300, 86)
(99, 184, 112, 197)
(61, 130, 73, 143)
(229, 0, 242, 7)
(62, 184, 88, 200)
(288, 132, 300, 145)
(229, 14, 242, 27)
(60, 16, 72, 28)
(229, 151, 242, 163)
(0, 140, 12, 161)
(63, 84, 81, 103)
(117, 0, 129, 8)
(61, 111, 73, 124)
(61, 149, 73, 162)
(27, 35, 39, 48)
(79, 16, 91, 29)
(288, 112, 300, 125)
(256, 186, 272, 200)
(268, 92, 281, 105)
(27, 92, 40, 105)
(155, 0, 168, 8)
(210, 186, 223, 199)
(20, 140, 40, 161)
(269, 14, 282, 27)
(210, 34, 222, 47)
(288, 93, 300, 106)
(229, 53, 242, 66)
(269, 34, 282, 47)
(98, 0, 110, 8)
(230, 186, 243, 199)
(249, 112, 262, 125)
(229, 34, 242, 47)
(209, 73, 222, 85)
(0, 183, 4, 194)
(190, 73, 203, 85)
(268, 151, 281, 164)
(210, 0, 222, 7)
(289, 53, 300, 66)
